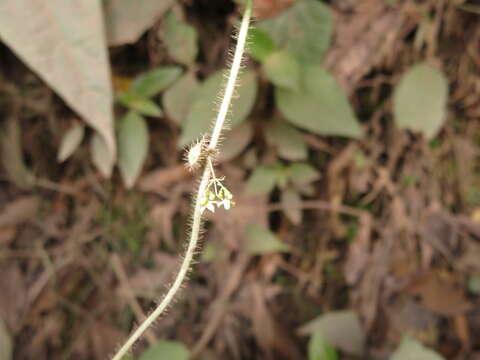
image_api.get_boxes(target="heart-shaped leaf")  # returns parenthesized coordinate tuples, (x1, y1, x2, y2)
(117, 111, 149, 188)
(393, 63, 448, 139)
(258, 0, 333, 64)
(277, 66, 362, 138)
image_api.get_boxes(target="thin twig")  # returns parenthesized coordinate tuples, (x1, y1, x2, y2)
(111, 1, 253, 359)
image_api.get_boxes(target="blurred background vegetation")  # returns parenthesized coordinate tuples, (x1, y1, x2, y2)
(1, 0, 480, 359)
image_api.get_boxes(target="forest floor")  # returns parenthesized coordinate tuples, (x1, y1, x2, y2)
(2, 0, 480, 359)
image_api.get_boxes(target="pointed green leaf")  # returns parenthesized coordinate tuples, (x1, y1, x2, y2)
(117, 92, 163, 117)
(266, 120, 307, 160)
(264, 50, 301, 91)
(91, 132, 115, 178)
(118, 112, 149, 188)
(393, 63, 448, 139)
(0, 0, 116, 158)
(308, 332, 338, 360)
(163, 72, 200, 124)
(138, 340, 189, 360)
(162, 11, 198, 65)
(181, 70, 258, 146)
(244, 224, 290, 255)
(277, 66, 362, 138)
(258, 0, 333, 64)
(132, 66, 183, 98)
(391, 336, 444, 360)
(57, 124, 85, 162)
(248, 28, 275, 62)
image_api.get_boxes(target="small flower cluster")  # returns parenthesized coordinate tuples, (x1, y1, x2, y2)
(199, 177, 235, 214)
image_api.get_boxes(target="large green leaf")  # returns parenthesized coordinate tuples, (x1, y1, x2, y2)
(0, 0, 115, 157)
(393, 63, 449, 139)
(138, 340, 190, 360)
(162, 11, 198, 65)
(277, 66, 362, 138)
(180, 70, 258, 146)
(117, 112, 149, 188)
(264, 50, 301, 91)
(104, 0, 175, 46)
(132, 66, 183, 98)
(391, 337, 444, 360)
(163, 72, 200, 124)
(258, 0, 333, 64)
(244, 224, 290, 255)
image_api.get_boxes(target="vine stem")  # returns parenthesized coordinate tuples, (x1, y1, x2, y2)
(111, 1, 253, 359)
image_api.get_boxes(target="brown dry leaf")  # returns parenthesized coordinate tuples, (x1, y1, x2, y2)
(407, 272, 472, 316)
(249, 0, 297, 19)
(344, 213, 372, 285)
(139, 165, 190, 193)
(104, 0, 175, 46)
(90, 321, 124, 359)
(0, 196, 40, 228)
(0, 265, 27, 333)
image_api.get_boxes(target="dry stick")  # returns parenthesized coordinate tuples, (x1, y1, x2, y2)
(111, 1, 253, 359)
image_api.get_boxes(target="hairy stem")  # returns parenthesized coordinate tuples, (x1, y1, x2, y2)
(111, 1, 253, 359)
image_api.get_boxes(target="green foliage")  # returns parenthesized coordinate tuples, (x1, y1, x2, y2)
(277, 66, 362, 138)
(394, 63, 449, 139)
(258, 0, 333, 64)
(138, 340, 190, 360)
(132, 66, 183, 98)
(391, 336, 444, 360)
(244, 224, 290, 254)
(117, 112, 149, 188)
(245, 165, 279, 195)
(57, 124, 85, 163)
(117, 92, 163, 117)
(308, 332, 338, 360)
(264, 50, 301, 91)
(162, 11, 198, 65)
(0, 319, 12, 360)
(281, 188, 302, 224)
(180, 69, 258, 146)
(248, 28, 276, 62)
